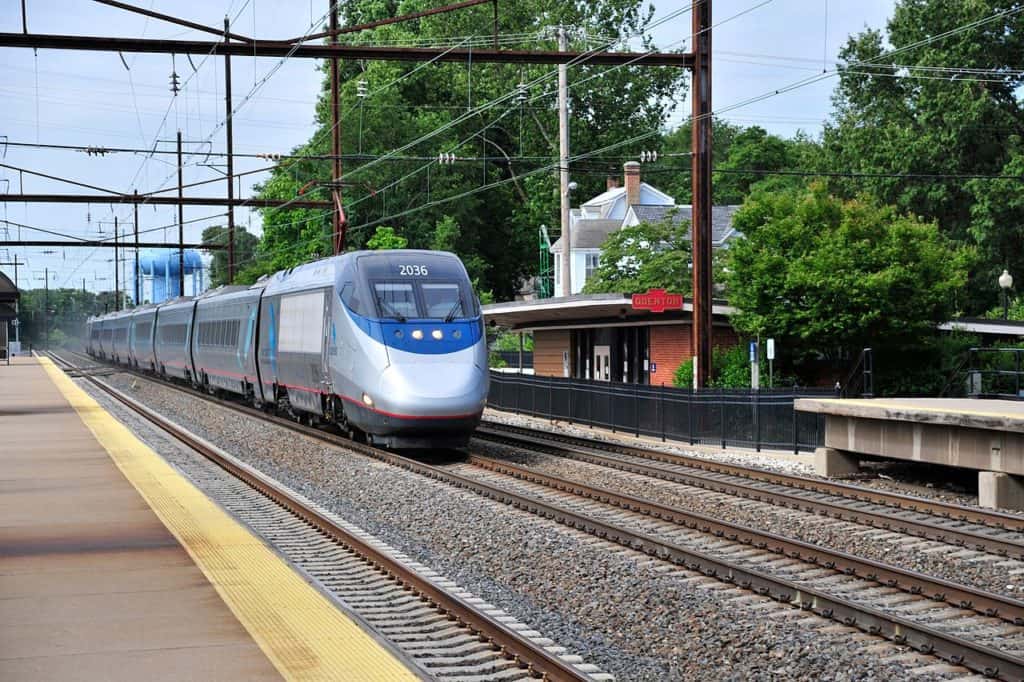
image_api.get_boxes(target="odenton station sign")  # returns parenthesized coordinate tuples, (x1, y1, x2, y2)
(630, 288, 684, 313)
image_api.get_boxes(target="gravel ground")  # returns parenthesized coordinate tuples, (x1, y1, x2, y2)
(482, 409, 1021, 513)
(94, 371, 953, 681)
(469, 437, 1024, 600)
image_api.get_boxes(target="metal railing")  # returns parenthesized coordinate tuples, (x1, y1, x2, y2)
(487, 372, 829, 453)
(492, 350, 533, 370)
(965, 347, 1024, 399)
(840, 348, 873, 398)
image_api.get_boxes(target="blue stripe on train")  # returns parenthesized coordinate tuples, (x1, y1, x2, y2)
(343, 305, 481, 355)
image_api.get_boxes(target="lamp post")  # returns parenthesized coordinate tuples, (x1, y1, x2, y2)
(1000, 269, 1013, 320)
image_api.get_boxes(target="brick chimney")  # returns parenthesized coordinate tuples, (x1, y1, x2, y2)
(606, 176, 620, 191)
(624, 161, 641, 206)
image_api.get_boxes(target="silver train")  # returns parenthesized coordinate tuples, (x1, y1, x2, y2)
(86, 250, 489, 448)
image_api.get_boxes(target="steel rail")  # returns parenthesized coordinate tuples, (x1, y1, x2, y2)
(49, 353, 588, 682)
(465, 453, 1024, 624)
(56, 351, 1024, 679)
(478, 421, 1024, 531)
(475, 423, 1024, 557)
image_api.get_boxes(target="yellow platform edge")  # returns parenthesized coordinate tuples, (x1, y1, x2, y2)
(38, 356, 418, 682)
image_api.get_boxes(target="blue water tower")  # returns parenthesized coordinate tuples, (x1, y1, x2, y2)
(135, 250, 205, 303)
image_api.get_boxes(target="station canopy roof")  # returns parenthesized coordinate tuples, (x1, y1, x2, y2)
(0, 271, 19, 304)
(482, 293, 735, 331)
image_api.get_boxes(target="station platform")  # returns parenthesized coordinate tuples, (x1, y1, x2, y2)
(797, 396, 1024, 510)
(0, 355, 419, 681)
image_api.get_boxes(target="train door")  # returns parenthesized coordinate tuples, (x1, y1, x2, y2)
(593, 345, 611, 382)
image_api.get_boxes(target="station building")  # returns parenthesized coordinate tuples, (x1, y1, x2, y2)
(483, 293, 738, 385)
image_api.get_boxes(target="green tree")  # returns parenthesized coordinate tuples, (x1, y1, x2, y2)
(201, 225, 259, 288)
(430, 214, 489, 283)
(582, 215, 692, 294)
(252, 0, 685, 300)
(712, 126, 792, 204)
(820, 0, 1024, 311)
(725, 184, 974, 389)
(365, 226, 408, 250)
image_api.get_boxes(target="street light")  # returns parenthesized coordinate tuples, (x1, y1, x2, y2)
(1000, 269, 1014, 320)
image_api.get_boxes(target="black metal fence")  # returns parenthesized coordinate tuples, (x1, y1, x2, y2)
(966, 347, 1024, 399)
(487, 372, 830, 453)
(493, 350, 534, 369)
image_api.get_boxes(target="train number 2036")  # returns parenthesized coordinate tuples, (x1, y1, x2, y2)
(398, 264, 429, 276)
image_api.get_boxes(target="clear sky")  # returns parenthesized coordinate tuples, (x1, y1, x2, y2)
(0, 1, 897, 292)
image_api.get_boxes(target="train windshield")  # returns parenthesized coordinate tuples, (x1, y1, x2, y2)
(356, 252, 478, 321)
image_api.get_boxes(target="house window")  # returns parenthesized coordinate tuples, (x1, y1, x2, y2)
(585, 253, 599, 282)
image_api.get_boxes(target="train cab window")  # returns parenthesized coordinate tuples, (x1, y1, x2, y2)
(422, 283, 463, 319)
(339, 281, 365, 316)
(373, 282, 417, 320)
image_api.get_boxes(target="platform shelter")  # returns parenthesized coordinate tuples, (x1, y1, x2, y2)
(0, 270, 19, 362)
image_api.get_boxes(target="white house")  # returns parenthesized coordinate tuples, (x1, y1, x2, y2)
(549, 161, 741, 295)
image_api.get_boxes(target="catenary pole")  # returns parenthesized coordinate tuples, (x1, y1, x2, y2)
(691, 0, 713, 387)
(558, 26, 571, 297)
(330, 1, 346, 254)
(133, 190, 140, 304)
(176, 130, 185, 297)
(113, 216, 120, 311)
(224, 17, 236, 283)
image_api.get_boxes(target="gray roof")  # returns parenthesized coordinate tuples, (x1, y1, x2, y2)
(549, 218, 622, 253)
(630, 204, 742, 247)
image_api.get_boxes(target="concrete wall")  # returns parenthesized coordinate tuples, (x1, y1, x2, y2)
(533, 330, 570, 377)
(825, 414, 1024, 476)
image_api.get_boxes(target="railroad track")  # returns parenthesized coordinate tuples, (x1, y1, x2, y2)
(474, 422, 1024, 559)
(49, 352, 600, 682)
(56, 351, 1024, 679)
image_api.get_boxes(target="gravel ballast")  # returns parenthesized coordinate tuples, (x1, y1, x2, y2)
(93, 370, 955, 680)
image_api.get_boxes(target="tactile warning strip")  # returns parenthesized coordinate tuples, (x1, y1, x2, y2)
(39, 356, 418, 682)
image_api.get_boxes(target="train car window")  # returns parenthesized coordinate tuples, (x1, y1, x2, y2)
(339, 281, 365, 316)
(373, 282, 417, 320)
(422, 283, 463, 319)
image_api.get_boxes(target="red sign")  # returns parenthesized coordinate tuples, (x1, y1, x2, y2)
(631, 288, 683, 313)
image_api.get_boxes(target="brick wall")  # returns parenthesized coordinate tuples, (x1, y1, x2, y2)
(649, 323, 741, 386)
(649, 324, 691, 385)
(533, 329, 570, 377)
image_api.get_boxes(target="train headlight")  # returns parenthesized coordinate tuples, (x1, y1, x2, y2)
(361, 392, 374, 406)
(431, 329, 443, 340)
(411, 329, 424, 340)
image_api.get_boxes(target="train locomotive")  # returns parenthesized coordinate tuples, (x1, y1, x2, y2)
(86, 250, 489, 448)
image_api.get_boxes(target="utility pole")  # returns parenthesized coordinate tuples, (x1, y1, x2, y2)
(113, 216, 120, 311)
(557, 26, 571, 297)
(691, 0, 713, 387)
(224, 16, 236, 282)
(329, 1, 346, 254)
(44, 266, 49, 350)
(133, 189, 140, 304)
(176, 129, 185, 297)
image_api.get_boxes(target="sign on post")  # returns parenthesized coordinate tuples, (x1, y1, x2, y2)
(631, 288, 683, 313)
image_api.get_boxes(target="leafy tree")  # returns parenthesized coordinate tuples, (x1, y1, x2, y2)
(365, 226, 408, 250)
(252, 0, 686, 300)
(15, 287, 117, 348)
(724, 183, 974, 389)
(582, 215, 692, 294)
(712, 126, 792, 204)
(820, 0, 1024, 311)
(201, 225, 259, 288)
(430, 215, 489, 283)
